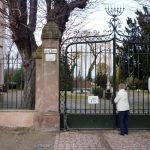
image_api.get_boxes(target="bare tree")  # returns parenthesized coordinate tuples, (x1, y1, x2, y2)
(0, 0, 103, 108)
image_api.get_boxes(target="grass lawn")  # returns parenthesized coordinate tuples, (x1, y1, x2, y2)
(67, 94, 88, 100)
(60, 91, 89, 100)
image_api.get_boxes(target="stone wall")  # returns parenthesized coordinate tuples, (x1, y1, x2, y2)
(0, 111, 34, 127)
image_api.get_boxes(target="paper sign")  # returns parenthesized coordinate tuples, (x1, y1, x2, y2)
(88, 96, 99, 104)
(148, 77, 150, 92)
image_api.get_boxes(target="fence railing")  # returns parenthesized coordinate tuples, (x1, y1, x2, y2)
(0, 54, 33, 109)
(60, 40, 150, 115)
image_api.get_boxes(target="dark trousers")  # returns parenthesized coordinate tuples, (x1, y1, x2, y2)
(118, 110, 129, 134)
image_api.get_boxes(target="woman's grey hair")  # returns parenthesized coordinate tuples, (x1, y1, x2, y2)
(119, 83, 126, 89)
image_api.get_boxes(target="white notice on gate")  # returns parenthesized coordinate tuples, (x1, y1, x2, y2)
(148, 77, 150, 92)
(88, 96, 99, 104)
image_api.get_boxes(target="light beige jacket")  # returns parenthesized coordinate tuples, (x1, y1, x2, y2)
(114, 89, 129, 111)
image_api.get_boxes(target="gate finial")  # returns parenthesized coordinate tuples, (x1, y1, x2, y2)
(105, 6, 124, 17)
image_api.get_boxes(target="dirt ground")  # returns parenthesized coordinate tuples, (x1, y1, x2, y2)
(0, 127, 56, 150)
(1, 127, 150, 150)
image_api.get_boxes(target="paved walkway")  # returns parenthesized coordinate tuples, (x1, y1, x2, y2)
(53, 130, 150, 150)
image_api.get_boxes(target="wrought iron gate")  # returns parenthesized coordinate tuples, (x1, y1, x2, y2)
(59, 7, 150, 129)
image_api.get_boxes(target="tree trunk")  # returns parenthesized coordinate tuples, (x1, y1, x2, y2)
(23, 59, 35, 109)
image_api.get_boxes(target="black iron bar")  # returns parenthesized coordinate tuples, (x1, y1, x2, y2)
(16, 55, 18, 109)
(80, 45, 83, 113)
(146, 45, 150, 114)
(89, 44, 92, 114)
(98, 44, 102, 114)
(20, 56, 23, 108)
(112, 29, 116, 115)
(70, 46, 73, 113)
(75, 44, 78, 113)
(94, 42, 97, 113)
(85, 44, 88, 114)
(104, 42, 107, 114)
(6, 54, 9, 109)
(11, 56, 13, 108)
(64, 45, 68, 115)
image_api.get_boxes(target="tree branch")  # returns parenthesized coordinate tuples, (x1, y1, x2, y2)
(68, 0, 89, 11)
(29, 0, 37, 32)
(6, 0, 28, 34)
(45, 0, 89, 35)
(6, 0, 37, 59)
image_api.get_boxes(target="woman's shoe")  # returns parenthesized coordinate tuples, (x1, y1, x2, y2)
(119, 132, 124, 136)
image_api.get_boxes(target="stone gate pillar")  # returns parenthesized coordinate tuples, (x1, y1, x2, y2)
(34, 21, 61, 131)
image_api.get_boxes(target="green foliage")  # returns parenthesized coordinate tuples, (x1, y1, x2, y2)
(86, 71, 92, 81)
(136, 7, 150, 37)
(126, 77, 148, 90)
(11, 68, 24, 89)
(60, 55, 73, 91)
(92, 87, 103, 98)
(118, 6, 150, 84)
(96, 72, 107, 89)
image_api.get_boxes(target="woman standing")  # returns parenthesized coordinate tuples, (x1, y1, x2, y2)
(114, 83, 129, 136)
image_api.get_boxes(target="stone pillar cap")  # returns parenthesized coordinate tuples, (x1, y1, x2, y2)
(41, 21, 61, 39)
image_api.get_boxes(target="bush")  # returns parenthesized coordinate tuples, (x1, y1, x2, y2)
(126, 77, 148, 90)
(105, 90, 112, 99)
(92, 88, 103, 98)
(96, 73, 107, 89)
(11, 68, 24, 89)
(8, 82, 17, 89)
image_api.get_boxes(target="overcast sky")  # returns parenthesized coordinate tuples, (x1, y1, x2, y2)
(35, 0, 143, 45)
(82, 0, 142, 32)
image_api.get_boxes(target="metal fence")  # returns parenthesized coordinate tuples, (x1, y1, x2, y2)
(59, 37, 150, 129)
(60, 41, 114, 114)
(59, 7, 150, 129)
(0, 54, 33, 109)
(60, 40, 150, 115)
(117, 42, 150, 115)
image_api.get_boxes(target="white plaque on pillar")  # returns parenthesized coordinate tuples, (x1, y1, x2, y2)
(44, 48, 57, 54)
(45, 54, 56, 61)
